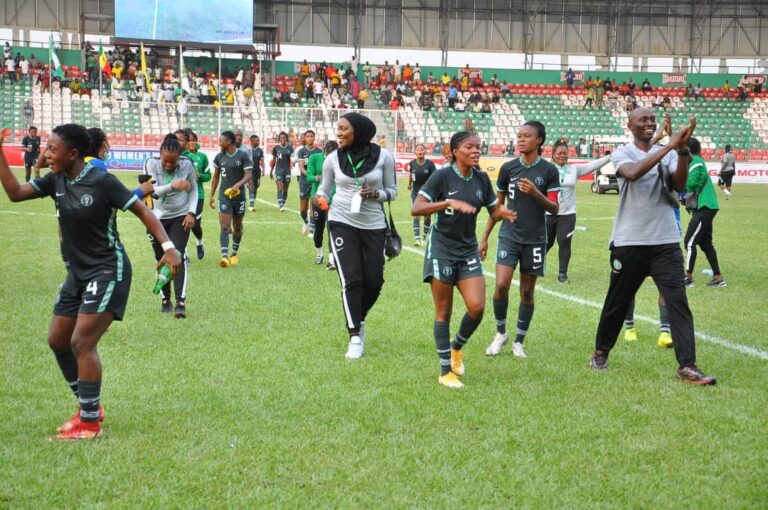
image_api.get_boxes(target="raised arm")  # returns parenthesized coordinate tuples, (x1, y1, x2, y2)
(573, 156, 612, 178)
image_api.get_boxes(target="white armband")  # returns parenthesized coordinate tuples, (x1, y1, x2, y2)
(161, 241, 175, 252)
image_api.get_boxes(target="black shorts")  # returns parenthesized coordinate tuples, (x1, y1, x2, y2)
(54, 270, 132, 321)
(423, 255, 484, 285)
(219, 195, 246, 216)
(275, 170, 291, 183)
(298, 177, 312, 199)
(720, 170, 734, 187)
(496, 238, 546, 276)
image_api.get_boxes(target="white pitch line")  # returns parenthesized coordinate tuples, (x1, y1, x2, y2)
(402, 244, 768, 361)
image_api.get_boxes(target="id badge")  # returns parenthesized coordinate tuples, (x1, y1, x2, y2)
(350, 192, 363, 213)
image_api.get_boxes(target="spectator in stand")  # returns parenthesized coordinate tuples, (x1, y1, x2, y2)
(736, 85, 747, 102)
(393, 60, 402, 82)
(627, 77, 637, 92)
(5, 55, 15, 82)
(40, 66, 50, 93)
(642, 78, 652, 93)
(619, 81, 630, 95)
(584, 84, 595, 109)
(402, 63, 413, 82)
(330, 68, 341, 96)
(753, 78, 763, 94)
(311, 79, 323, 105)
(413, 63, 421, 83)
(441, 72, 451, 85)
(448, 84, 458, 109)
(685, 83, 695, 97)
(722, 80, 731, 93)
(324, 63, 335, 89)
(2, 42, 10, 61)
(300, 59, 310, 78)
(506, 140, 515, 156)
(737, 74, 748, 91)
(692, 83, 703, 100)
(18, 56, 29, 81)
(454, 98, 466, 112)
(480, 140, 489, 155)
(460, 73, 470, 92)
(565, 68, 576, 90)
(350, 76, 362, 108)
(362, 61, 370, 85)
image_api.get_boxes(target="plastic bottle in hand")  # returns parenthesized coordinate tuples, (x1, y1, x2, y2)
(152, 250, 181, 294)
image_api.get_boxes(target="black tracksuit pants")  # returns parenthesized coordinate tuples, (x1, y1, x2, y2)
(149, 215, 190, 302)
(328, 221, 386, 335)
(595, 243, 696, 367)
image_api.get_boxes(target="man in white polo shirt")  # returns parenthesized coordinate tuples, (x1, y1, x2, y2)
(590, 108, 716, 385)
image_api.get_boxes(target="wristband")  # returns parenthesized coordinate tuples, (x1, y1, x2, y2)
(161, 241, 175, 252)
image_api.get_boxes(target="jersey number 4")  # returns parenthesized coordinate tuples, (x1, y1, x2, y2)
(86, 281, 98, 295)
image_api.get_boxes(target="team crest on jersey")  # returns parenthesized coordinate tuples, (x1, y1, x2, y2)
(442, 265, 453, 277)
(475, 189, 484, 201)
(80, 194, 94, 207)
(535, 176, 544, 187)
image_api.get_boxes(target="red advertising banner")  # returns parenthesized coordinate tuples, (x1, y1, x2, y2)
(745, 74, 766, 85)
(662, 73, 687, 84)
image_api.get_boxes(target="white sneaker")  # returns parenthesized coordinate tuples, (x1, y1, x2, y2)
(511, 342, 527, 358)
(345, 335, 364, 360)
(485, 332, 508, 356)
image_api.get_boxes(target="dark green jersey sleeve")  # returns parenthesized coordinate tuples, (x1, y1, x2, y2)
(29, 171, 56, 198)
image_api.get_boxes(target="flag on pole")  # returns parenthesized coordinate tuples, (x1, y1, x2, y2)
(98, 43, 112, 79)
(140, 42, 152, 93)
(49, 36, 64, 79)
(179, 44, 191, 94)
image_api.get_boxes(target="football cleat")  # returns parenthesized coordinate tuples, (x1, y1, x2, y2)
(196, 244, 205, 260)
(677, 365, 716, 385)
(219, 257, 230, 268)
(511, 342, 527, 359)
(657, 332, 673, 348)
(51, 420, 102, 441)
(705, 278, 727, 287)
(161, 299, 172, 314)
(485, 332, 508, 356)
(451, 349, 465, 376)
(315, 254, 324, 265)
(591, 350, 608, 370)
(174, 301, 187, 319)
(57, 405, 105, 433)
(438, 372, 464, 389)
(624, 327, 638, 342)
(229, 255, 239, 266)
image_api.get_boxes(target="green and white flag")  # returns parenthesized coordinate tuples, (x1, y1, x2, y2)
(179, 45, 191, 94)
(49, 36, 64, 79)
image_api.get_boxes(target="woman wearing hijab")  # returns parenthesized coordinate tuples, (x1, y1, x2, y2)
(314, 113, 398, 360)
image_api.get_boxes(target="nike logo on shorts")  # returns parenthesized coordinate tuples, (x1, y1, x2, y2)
(448, 191, 458, 196)
(532, 265, 542, 270)
(83, 299, 97, 304)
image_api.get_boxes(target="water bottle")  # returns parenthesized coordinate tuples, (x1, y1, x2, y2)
(152, 250, 181, 294)
(575, 226, 588, 232)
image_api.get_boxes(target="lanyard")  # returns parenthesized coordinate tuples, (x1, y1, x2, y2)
(558, 164, 570, 183)
(346, 154, 366, 188)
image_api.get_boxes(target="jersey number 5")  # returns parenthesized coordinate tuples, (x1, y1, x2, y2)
(507, 183, 516, 200)
(532, 247, 542, 264)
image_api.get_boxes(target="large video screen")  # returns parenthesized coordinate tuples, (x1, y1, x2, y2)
(115, 0, 253, 46)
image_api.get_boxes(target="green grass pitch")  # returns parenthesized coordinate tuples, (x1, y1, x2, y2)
(1, 169, 766, 507)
